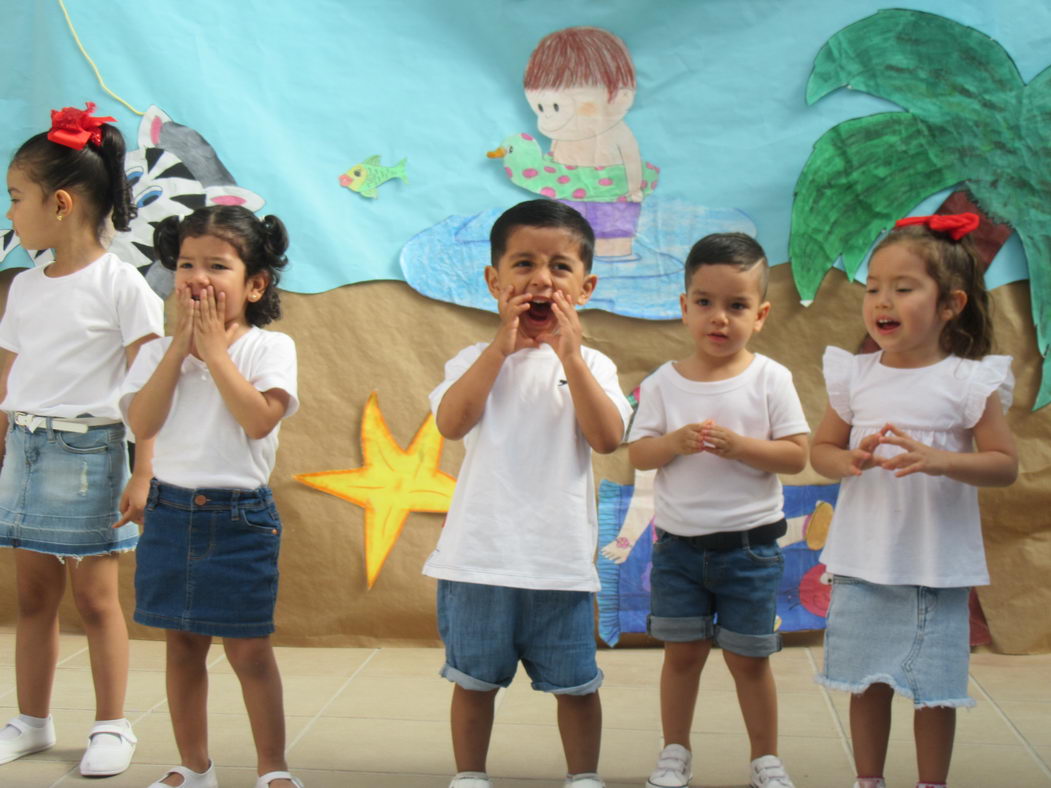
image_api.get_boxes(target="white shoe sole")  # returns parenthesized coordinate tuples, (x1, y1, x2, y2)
(0, 738, 56, 766)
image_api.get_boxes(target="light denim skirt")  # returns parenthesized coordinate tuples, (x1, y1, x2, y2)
(0, 420, 137, 559)
(817, 575, 974, 708)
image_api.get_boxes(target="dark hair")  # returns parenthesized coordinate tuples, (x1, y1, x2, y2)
(154, 206, 288, 327)
(524, 27, 636, 100)
(490, 199, 595, 271)
(11, 124, 135, 235)
(683, 232, 769, 298)
(873, 225, 992, 359)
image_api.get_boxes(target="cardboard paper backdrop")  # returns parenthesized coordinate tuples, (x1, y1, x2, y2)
(0, 1, 1048, 652)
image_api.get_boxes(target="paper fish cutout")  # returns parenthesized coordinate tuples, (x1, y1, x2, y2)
(488, 133, 658, 202)
(339, 155, 408, 198)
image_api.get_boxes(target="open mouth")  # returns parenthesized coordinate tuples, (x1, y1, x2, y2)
(875, 317, 900, 332)
(526, 299, 553, 322)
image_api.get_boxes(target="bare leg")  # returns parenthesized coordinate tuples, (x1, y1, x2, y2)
(723, 650, 778, 760)
(659, 640, 711, 748)
(850, 683, 894, 779)
(450, 685, 498, 773)
(161, 631, 211, 787)
(14, 550, 66, 717)
(223, 637, 293, 787)
(68, 554, 128, 720)
(556, 691, 602, 775)
(915, 706, 955, 785)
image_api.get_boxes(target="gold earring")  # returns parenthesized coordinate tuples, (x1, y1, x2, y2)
(56, 213, 64, 222)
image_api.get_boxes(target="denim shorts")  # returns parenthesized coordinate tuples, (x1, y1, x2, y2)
(0, 421, 137, 559)
(436, 580, 602, 694)
(134, 480, 281, 638)
(818, 575, 974, 708)
(648, 528, 784, 657)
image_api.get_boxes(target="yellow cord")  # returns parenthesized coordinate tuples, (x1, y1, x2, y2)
(57, 0, 143, 116)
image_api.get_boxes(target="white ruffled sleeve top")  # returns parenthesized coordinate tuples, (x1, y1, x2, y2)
(818, 347, 1014, 588)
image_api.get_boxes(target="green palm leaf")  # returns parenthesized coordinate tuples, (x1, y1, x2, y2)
(808, 9, 1023, 120)
(790, 113, 963, 301)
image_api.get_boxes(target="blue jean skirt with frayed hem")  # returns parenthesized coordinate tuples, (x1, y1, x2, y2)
(0, 421, 137, 560)
(817, 575, 975, 709)
(134, 480, 281, 638)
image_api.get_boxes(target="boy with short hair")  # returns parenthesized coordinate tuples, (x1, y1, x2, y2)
(426, 199, 633, 788)
(628, 233, 809, 788)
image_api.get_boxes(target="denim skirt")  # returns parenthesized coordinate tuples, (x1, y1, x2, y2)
(0, 421, 138, 558)
(818, 575, 974, 708)
(134, 480, 281, 638)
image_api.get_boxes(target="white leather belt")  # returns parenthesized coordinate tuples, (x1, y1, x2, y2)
(11, 412, 120, 434)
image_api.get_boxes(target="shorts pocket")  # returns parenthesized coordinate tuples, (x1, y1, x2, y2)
(743, 542, 783, 566)
(831, 574, 861, 585)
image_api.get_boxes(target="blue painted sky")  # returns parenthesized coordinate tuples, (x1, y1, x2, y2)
(2, 0, 1046, 292)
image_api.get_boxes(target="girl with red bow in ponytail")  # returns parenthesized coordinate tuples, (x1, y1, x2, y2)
(0, 102, 163, 776)
(810, 214, 1019, 788)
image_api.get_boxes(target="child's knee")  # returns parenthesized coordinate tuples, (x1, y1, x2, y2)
(224, 637, 276, 677)
(662, 639, 712, 671)
(722, 649, 771, 679)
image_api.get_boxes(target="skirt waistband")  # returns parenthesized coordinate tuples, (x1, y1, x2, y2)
(148, 479, 273, 512)
(10, 412, 122, 434)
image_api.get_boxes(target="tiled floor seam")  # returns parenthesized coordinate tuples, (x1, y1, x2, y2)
(969, 670, 1051, 782)
(804, 645, 855, 768)
(0, 644, 90, 704)
(286, 647, 380, 752)
(47, 650, 231, 787)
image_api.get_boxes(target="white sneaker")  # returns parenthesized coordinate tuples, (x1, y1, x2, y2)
(646, 744, 691, 788)
(79, 718, 137, 776)
(853, 781, 886, 788)
(147, 762, 219, 788)
(256, 771, 304, 787)
(750, 755, 795, 788)
(449, 772, 492, 788)
(0, 716, 56, 765)
(565, 773, 605, 787)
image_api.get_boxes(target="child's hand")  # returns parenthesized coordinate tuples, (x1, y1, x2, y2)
(491, 286, 535, 357)
(667, 421, 710, 455)
(537, 290, 583, 360)
(702, 421, 743, 460)
(169, 285, 195, 359)
(193, 286, 233, 363)
(876, 423, 949, 478)
(114, 471, 149, 528)
(843, 432, 881, 476)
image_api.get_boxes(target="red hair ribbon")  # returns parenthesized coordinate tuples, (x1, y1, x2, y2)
(47, 102, 116, 150)
(894, 212, 980, 241)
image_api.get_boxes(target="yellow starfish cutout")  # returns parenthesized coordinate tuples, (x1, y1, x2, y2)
(295, 391, 457, 588)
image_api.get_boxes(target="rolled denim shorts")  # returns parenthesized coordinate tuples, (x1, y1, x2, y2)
(0, 420, 137, 559)
(817, 575, 974, 708)
(134, 480, 281, 638)
(436, 579, 602, 694)
(648, 528, 784, 657)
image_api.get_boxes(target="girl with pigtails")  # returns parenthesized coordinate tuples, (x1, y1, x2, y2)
(121, 206, 301, 788)
(0, 102, 164, 776)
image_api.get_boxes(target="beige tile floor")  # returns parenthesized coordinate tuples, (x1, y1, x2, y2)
(0, 631, 1048, 787)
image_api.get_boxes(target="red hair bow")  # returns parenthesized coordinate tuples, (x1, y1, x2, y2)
(894, 212, 980, 241)
(47, 102, 116, 150)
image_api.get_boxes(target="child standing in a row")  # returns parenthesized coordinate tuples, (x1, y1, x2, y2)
(812, 214, 1018, 788)
(426, 199, 633, 788)
(628, 233, 807, 788)
(0, 104, 163, 776)
(122, 206, 301, 788)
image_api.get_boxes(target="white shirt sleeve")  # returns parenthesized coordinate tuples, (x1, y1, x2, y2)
(586, 348, 634, 440)
(428, 344, 484, 416)
(627, 368, 666, 441)
(249, 332, 299, 417)
(113, 265, 164, 347)
(0, 272, 26, 353)
(118, 337, 167, 423)
(767, 363, 810, 439)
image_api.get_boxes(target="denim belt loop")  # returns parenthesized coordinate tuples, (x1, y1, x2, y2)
(230, 489, 242, 521)
(146, 479, 160, 509)
(45, 417, 55, 442)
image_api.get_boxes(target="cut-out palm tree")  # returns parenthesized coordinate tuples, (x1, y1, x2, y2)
(789, 9, 1051, 409)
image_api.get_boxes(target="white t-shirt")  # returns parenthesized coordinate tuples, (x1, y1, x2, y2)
(0, 253, 163, 419)
(819, 348, 1014, 588)
(120, 328, 298, 490)
(422, 343, 634, 592)
(629, 355, 809, 536)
